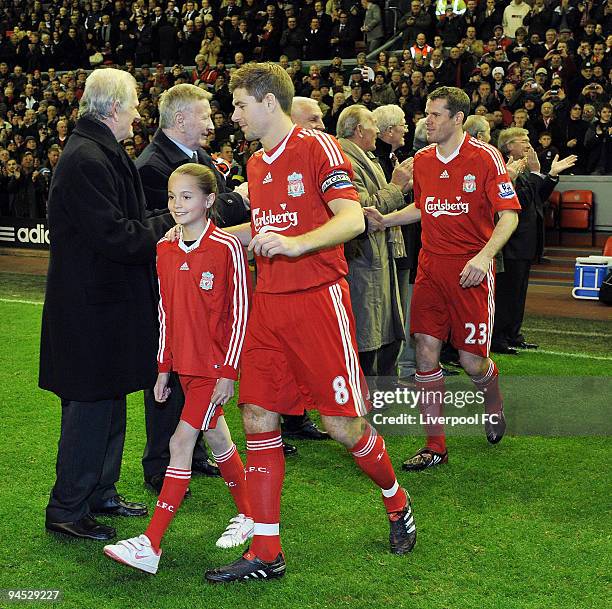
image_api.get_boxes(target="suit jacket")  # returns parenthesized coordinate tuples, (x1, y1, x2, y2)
(97, 24, 116, 47)
(503, 172, 556, 260)
(39, 117, 174, 401)
(135, 129, 249, 227)
(303, 28, 328, 60)
(330, 22, 356, 59)
(364, 2, 384, 41)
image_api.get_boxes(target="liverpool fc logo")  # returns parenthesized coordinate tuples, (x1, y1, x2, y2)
(287, 172, 305, 198)
(462, 174, 476, 193)
(200, 271, 214, 290)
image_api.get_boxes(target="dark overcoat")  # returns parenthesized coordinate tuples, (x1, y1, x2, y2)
(503, 172, 556, 260)
(135, 128, 249, 227)
(39, 117, 174, 401)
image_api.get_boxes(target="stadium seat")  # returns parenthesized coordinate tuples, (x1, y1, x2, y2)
(559, 190, 595, 246)
(545, 190, 560, 229)
(603, 237, 612, 257)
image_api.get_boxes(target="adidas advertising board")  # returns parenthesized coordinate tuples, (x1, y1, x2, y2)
(0, 218, 50, 250)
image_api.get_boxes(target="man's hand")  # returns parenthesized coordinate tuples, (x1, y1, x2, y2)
(506, 155, 527, 181)
(526, 145, 540, 173)
(566, 138, 577, 148)
(549, 153, 577, 177)
(390, 157, 414, 193)
(154, 372, 171, 402)
(164, 224, 181, 241)
(248, 232, 305, 257)
(211, 377, 235, 407)
(363, 206, 386, 232)
(459, 252, 491, 288)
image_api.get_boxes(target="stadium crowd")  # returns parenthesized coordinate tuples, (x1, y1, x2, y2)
(2, 0, 612, 219)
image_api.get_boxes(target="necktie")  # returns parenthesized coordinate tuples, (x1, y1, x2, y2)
(192, 151, 198, 164)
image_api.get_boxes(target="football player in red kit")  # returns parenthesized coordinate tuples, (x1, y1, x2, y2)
(103, 165, 253, 574)
(204, 63, 416, 583)
(364, 87, 520, 470)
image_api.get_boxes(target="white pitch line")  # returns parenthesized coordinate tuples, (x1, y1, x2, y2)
(0, 297, 43, 305)
(523, 327, 612, 338)
(532, 349, 612, 362)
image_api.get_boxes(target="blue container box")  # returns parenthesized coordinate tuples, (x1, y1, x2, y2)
(572, 257, 611, 300)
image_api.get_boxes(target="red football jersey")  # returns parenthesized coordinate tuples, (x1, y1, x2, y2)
(413, 134, 521, 256)
(247, 126, 360, 294)
(156, 220, 251, 380)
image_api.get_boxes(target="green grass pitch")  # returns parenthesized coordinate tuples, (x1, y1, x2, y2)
(0, 273, 610, 609)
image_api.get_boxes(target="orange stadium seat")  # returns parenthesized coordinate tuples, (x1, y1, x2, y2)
(559, 190, 595, 246)
(603, 237, 612, 257)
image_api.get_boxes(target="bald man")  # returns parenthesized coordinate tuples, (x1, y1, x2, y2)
(291, 96, 325, 131)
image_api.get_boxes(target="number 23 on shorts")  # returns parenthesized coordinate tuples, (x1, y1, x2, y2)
(464, 322, 487, 345)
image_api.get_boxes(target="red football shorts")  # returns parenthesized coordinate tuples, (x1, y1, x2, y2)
(410, 251, 495, 358)
(178, 375, 224, 431)
(239, 279, 370, 417)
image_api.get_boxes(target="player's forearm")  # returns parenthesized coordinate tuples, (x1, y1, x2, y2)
(383, 203, 421, 228)
(222, 222, 251, 247)
(295, 204, 365, 255)
(480, 211, 519, 260)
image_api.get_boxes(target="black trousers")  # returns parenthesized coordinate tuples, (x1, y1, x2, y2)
(359, 340, 402, 378)
(142, 372, 208, 481)
(46, 397, 126, 523)
(492, 259, 531, 348)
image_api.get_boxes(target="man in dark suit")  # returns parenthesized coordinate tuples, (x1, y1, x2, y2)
(135, 83, 271, 493)
(493, 128, 576, 354)
(304, 17, 328, 60)
(330, 11, 356, 59)
(96, 13, 116, 48)
(40, 68, 175, 541)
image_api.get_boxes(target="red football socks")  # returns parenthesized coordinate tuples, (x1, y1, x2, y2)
(213, 444, 251, 518)
(144, 467, 191, 552)
(245, 431, 285, 562)
(415, 367, 447, 454)
(351, 425, 407, 513)
(471, 359, 503, 415)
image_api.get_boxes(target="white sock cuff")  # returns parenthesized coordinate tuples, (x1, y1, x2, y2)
(165, 466, 191, 479)
(246, 435, 283, 451)
(381, 480, 399, 498)
(253, 523, 280, 536)
(212, 444, 236, 463)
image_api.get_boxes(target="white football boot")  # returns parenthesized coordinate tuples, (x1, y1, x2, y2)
(215, 514, 254, 549)
(104, 534, 161, 574)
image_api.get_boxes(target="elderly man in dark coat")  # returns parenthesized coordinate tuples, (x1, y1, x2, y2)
(135, 83, 251, 493)
(337, 104, 413, 377)
(40, 68, 174, 541)
(492, 128, 576, 354)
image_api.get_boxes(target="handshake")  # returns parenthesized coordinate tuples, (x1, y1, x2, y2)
(363, 206, 386, 233)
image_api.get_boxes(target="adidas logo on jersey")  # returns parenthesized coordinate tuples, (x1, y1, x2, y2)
(263, 172, 273, 184)
(439, 170, 449, 179)
(179, 262, 189, 270)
